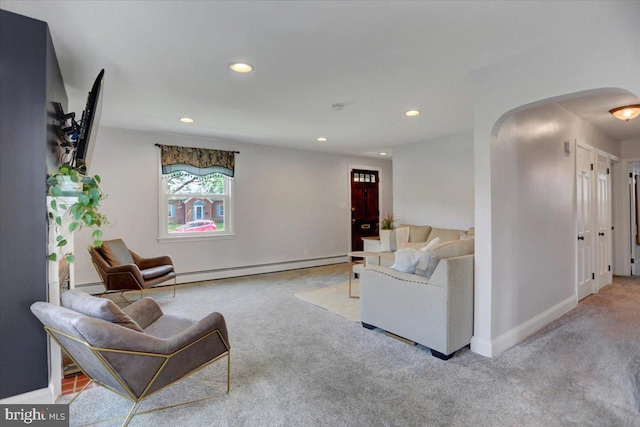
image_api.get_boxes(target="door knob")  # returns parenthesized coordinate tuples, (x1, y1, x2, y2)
(578, 236, 584, 241)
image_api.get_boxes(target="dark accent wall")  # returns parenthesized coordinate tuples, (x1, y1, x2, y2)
(0, 9, 67, 399)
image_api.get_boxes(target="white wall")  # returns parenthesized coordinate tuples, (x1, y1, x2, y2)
(392, 133, 474, 229)
(491, 103, 620, 339)
(472, 2, 640, 357)
(621, 139, 640, 158)
(74, 126, 392, 285)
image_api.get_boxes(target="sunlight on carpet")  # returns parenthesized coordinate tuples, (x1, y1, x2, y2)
(293, 281, 360, 322)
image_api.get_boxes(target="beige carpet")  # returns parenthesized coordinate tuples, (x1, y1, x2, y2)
(293, 281, 360, 322)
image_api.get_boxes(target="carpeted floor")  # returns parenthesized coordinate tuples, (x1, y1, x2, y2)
(62, 265, 640, 426)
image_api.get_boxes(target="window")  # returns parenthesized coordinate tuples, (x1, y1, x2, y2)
(161, 172, 233, 238)
(158, 144, 236, 240)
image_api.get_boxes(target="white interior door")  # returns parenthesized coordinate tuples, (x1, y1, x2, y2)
(632, 170, 638, 275)
(596, 152, 612, 289)
(576, 142, 595, 300)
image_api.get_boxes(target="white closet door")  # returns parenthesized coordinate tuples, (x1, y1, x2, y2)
(576, 142, 595, 300)
(596, 152, 612, 289)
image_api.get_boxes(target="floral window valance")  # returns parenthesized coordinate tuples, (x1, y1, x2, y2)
(158, 144, 237, 177)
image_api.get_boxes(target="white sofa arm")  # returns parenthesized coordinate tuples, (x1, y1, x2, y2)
(360, 254, 474, 358)
(362, 265, 432, 286)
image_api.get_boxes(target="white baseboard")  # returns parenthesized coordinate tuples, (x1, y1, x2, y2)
(488, 295, 577, 357)
(0, 387, 53, 404)
(76, 255, 347, 293)
(470, 336, 493, 358)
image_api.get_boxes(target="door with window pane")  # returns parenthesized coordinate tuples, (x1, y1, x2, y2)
(351, 169, 379, 251)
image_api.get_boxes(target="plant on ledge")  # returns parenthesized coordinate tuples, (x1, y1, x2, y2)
(381, 212, 395, 230)
(47, 164, 108, 263)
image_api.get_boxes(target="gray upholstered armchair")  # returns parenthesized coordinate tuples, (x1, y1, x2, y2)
(88, 239, 177, 300)
(31, 290, 230, 426)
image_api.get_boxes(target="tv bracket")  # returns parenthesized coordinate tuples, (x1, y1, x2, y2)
(53, 102, 82, 166)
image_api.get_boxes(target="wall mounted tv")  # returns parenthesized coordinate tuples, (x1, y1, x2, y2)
(55, 69, 104, 173)
(75, 69, 104, 171)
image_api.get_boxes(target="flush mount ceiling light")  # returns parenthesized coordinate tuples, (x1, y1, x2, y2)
(404, 110, 420, 117)
(609, 104, 640, 121)
(316, 137, 328, 142)
(379, 152, 388, 156)
(179, 117, 194, 123)
(229, 62, 253, 73)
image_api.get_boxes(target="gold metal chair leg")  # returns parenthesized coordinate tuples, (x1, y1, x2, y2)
(122, 401, 141, 427)
(226, 351, 231, 394)
(119, 291, 132, 304)
(67, 379, 94, 405)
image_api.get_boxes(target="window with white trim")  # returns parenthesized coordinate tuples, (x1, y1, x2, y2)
(158, 144, 235, 240)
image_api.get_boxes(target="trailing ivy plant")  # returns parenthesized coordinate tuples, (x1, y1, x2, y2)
(47, 165, 108, 263)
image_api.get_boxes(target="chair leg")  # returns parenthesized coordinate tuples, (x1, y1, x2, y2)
(226, 351, 231, 394)
(67, 379, 94, 405)
(173, 277, 177, 297)
(119, 292, 133, 304)
(122, 401, 141, 427)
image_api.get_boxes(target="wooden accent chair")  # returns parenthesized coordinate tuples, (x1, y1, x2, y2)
(88, 239, 177, 300)
(31, 290, 230, 426)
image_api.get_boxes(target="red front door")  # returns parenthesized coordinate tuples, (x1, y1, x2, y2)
(351, 169, 379, 251)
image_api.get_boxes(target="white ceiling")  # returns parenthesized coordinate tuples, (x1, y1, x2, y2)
(2, 1, 638, 156)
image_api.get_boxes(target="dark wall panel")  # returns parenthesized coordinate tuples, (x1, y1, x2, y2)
(0, 9, 67, 399)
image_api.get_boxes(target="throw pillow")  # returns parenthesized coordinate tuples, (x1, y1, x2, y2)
(61, 290, 143, 332)
(395, 226, 410, 251)
(415, 239, 474, 278)
(399, 241, 428, 250)
(399, 237, 440, 251)
(379, 229, 394, 252)
(390, 247, 422, 274)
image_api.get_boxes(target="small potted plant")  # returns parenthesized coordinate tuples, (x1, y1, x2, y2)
(379, 213, 396, 252)
(381, 213, 395, 230)
(47, 164, 107, 263)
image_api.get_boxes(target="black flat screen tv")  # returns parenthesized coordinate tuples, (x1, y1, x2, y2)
(74, 69, 104, 171)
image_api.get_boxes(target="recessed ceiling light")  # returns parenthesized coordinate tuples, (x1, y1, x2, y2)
(179, 117, 194, 123)
(229, 62, 253, 73)
(316, 137, 328, 142)
(405, 110, 420, 117)
(379, 152, 388, 156)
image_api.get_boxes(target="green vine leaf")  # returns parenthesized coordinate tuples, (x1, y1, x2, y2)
(46, 165, 109, 263)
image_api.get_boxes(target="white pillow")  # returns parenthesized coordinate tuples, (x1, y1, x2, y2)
(390, 247, 422, 274)
(424, 236, 440, 250)
(379, 229, 394, 252)
(415, 239, 475, 278)
(399, 236, 441, 251)
(395, 227, 409, 251)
